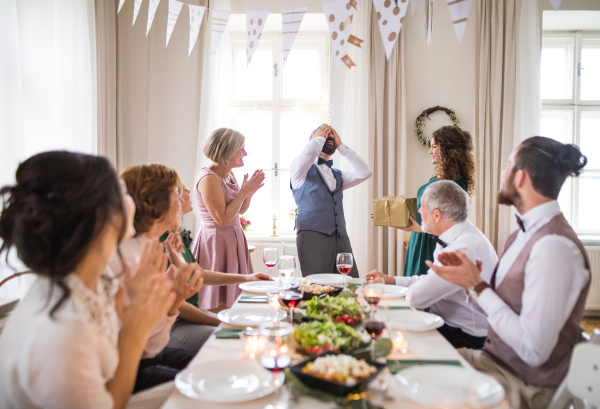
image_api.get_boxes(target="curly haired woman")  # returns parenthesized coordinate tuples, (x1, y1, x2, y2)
(400, 126, 476, 276)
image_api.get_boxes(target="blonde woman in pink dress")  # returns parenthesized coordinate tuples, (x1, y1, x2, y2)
(194, 128, 265, 309)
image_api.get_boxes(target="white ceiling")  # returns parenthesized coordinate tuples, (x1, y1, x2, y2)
(543, 10, 600, 31)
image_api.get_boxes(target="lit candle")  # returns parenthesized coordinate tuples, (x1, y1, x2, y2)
(242, 332, 265, 359)
(393, 331, 409, 354)
(272, 212, 278, 220)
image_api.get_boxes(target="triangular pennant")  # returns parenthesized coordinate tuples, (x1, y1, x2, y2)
(246, 10, 270, 67)
(132, 0, 143, 25)
(118, 0, 126, 13)
(446, 0, 473, 43)
(146, 0, 161, 36)
(281, 5, 308, 67)
(549, 0, 561, 10)
(188, 4, 207, 56)
(348, 34, 364, 48)
(321, 0, 359, 68)
(166, 0, 183, 47)
(341, 54, 356, 69)
(211, 10, 231, 60)
(409, 0, 422, 15)
(373, 0, 409, 60)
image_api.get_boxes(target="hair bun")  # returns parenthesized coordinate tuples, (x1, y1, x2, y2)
(556, 144, 587, 176)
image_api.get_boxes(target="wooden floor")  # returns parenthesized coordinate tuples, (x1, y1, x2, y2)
(582, 317, 600, 334)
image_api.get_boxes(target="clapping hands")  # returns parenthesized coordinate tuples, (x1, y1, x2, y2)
(240, 169, 265, 197)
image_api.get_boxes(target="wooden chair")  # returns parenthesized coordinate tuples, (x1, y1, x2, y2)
(547, 329, 600, 409)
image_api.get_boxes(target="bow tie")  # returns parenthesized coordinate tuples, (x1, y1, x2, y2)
(317, 158, 333, 168)
(516, 215, 526, 232)
(429, 234, 448, 248)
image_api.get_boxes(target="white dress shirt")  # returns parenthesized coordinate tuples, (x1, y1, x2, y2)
(290, 136, 373, 191)
(0, 275, 119, 409)
(395, 220, 498, 337)
(478, 201, 590, 366)
(108, 235, 178, 359)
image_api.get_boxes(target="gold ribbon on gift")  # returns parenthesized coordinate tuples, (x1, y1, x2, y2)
(383, 195, 405, 215)
(373, 195, 417, 228)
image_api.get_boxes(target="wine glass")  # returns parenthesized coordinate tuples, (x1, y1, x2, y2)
(278, 277, 303, 324)
(278, 256, 296, 281)
(336, 252, 353, 289)
(258, 322, 294, 373)
(364, 314, 386, 361)
(263, 248, 279, 278)
(363, 277, 385, 318)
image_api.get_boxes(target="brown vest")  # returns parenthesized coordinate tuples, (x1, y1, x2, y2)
(484, 214, 590, 387)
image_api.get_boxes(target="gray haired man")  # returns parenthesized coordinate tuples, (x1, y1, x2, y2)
(367, 180, 498, 349)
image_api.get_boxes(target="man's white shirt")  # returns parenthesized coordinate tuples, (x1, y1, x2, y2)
(395, 220, 498, 337)
(477, 201, 589, 366)
(290, 136, 372, 191)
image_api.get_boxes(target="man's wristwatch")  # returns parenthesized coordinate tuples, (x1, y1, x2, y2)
(468, 281, 490, 301)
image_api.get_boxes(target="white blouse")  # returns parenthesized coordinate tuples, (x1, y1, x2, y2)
(0, 275, 120, 409)
(108, 235, 178, 359)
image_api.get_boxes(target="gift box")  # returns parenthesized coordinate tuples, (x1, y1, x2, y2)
(373, 196, 417, 228)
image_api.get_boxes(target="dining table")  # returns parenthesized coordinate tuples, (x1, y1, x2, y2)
(160, 278, 509, 409)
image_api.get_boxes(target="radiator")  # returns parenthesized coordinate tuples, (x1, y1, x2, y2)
(585, 247, 600, 310)
(247, 240, 301, 278)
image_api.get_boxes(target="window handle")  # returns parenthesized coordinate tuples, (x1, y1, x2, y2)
(578, 63, 584, 77)
(272, 163, 278, 176)
(273, 63, 278, 77)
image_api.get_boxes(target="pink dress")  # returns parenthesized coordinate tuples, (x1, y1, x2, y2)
(193, 168, 253, 308)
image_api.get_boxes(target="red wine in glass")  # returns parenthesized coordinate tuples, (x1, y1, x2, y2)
(280, 292, 302, 309)
(364, 321, 386, 339)
(265, 262, 276, 268)
(364, 296, 382, 307)
(259, 354, 292, 373)
(337, 265, 352, 275)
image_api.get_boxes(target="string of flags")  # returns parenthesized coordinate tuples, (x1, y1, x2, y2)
(117, 0, 564, 68)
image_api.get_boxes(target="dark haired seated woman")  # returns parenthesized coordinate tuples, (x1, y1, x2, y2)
(401, 126, 476, 276)
(0, 151, 176, 409)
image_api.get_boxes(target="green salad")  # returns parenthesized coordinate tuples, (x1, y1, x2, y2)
(305, 295, 361, 321)
(294, 320, 364, 354)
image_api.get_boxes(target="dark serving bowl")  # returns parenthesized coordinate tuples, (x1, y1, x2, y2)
(302, 286, 343, 301)
(289, 351, 386, 396)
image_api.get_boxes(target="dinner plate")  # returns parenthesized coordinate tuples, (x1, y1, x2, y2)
(175, 360, 285, 403)
(387, 310, 444, 332)
(395, 365, 505, 407)
(218, 307, 287, 327)
(238, 280, 281, 294)
(306, 274, 352, 285)
(382, 285, 407, 299)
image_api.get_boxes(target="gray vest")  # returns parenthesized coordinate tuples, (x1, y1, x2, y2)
(291, 164, 347, 237)
(484, 214, 590, 387)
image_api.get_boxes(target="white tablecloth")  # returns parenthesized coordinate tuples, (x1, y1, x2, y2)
(161, 281, 507, 409)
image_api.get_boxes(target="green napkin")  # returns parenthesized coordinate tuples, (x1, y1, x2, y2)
(240, 295, 268, 299)
(215, 332, 241, 339)
(379, 306, 411, 310)
(387, 359, 462, 375)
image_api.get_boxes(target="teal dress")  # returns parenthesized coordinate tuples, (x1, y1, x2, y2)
(159, 230, 199, 308)
(403, 176, 468, 277)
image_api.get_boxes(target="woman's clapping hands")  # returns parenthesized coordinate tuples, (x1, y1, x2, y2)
(240, 169, 265, 197)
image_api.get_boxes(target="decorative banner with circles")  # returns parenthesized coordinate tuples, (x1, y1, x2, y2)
(188, 5, 207, 56)
(321, 0, 358, 68)
(373, 0, 409, 60)
(245, 10, 270, 67)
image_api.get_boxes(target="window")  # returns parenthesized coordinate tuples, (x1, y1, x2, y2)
(227, 24, 330, 236)
(541, 32, 600, 236)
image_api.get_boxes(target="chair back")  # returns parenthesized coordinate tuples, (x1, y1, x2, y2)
(565, 342, 600, 406)
(282, 243, 298, 257)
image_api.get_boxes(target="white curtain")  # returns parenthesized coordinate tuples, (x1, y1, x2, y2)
(0, 0, 97, 298)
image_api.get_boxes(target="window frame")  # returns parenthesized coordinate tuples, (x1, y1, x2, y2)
(228, 31, 331, 236)
(541, 31, 600, 237)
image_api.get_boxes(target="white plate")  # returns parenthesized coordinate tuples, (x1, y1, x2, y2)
(395, 365, 505, 408)
(387, 310, 444, 332)
(238, 280, 281, 294)
(218, 307, 287, 327)
(175, 360, 285, 403)
(306, 274, 352, 285)
(382, 285, 407, 299)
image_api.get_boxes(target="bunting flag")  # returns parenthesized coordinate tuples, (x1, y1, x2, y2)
(146, 0, 161, 35)
(348, 34, 364, 47)
(188, 4, 206, 56)
(132, 0, 143, 25)
(321, 0, 358, 68)
(341, 54, 356, 69)
(446, 0, 473, 43)
(246, 10, 270, 67)
(281, 5, 308, 67)
(211, 9, 231, 60)
(409, 0, 421, 15)
(118, 0, 126, 13)
(166, 0, 183, 47)
(549, 0, 562, 10)
(373, 0, 409, 59)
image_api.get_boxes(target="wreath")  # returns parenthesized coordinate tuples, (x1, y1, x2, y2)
(415, 106, 460, 148)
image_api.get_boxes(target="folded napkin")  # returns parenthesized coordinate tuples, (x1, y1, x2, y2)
(387, 359, 462, 375)
(238, 296, 268, 304)
(215, 328, 244, 339)
(379, 306, 411, 310)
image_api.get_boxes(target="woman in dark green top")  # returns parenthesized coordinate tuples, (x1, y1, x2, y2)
(402, 126, 475, 276)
